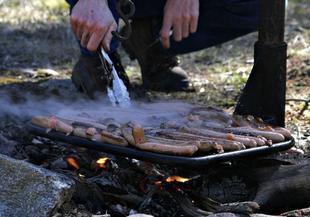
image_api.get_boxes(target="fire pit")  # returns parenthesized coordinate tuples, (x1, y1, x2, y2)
(19, 102, 305, 217)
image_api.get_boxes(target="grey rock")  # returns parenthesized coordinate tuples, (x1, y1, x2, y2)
(208, 213, 278, 217)
(127, 215, 154, 217)
(0, 154, 75, 217)
(0, 134, 17, 156)
(207, 213, 246, 217)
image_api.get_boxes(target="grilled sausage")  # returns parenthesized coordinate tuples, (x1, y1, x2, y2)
(132, 123, 146, 144)
(133, 142, 198, 156)
(101, 130, 128, 146)
(120, 124, 136, 145)
(179, 127, 257, 148)
(32, 116, 73, 135)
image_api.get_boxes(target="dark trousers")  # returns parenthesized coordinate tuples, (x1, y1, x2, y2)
(67, 0, 259, 56)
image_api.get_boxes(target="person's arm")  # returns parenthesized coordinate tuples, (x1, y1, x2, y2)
(70, 0, 117, 51)
(160, 0, 199, 49)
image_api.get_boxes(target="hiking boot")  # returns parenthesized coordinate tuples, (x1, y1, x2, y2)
(121, 19, 189, 91)
(71, 52, 130, 98)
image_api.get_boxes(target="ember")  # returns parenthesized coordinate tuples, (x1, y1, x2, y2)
(96, 157, 109, 169)
(78, 173, 86, 178)
(165, 176, 191, 183)
(155, 175, 191, 186)
(66, 157, 80, 170)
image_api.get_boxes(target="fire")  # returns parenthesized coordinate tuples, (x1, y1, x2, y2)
(96, 157, 109, 168)
(78, 173, 86, 178)
(165, 176, 191, 183)
(66, 157, 80, 170)
(154, 175, 191, 187)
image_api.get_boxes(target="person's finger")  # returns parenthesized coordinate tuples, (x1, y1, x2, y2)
(181, 1, 190, 38)
(81, 31, 90, 48)
(70, 15, 79, 38)
(160, 16, 173, 49)
(173, 19, 182, 42)
(182, 15, 190, 38)
(76, 21, 85, 40)
(87, 31, 105, 51)
(190, 15, 198, 33)
(102, 22, 117, 51)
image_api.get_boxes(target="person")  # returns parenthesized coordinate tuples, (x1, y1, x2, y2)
(66, 0, 259, 98)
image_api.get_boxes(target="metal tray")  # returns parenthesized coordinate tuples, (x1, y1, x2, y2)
(28, 124, 295, 167)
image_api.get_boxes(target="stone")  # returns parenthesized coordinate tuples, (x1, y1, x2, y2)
(0, 134, 17, 156)
(127, 214, 154, 217)
(0, 154, 75, 217)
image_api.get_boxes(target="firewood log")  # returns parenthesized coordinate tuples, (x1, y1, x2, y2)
(32, 116, 73, 135)
(132, 142, 198, 156)
(100, 130, 128, 146)
(254, 163, 310, 213)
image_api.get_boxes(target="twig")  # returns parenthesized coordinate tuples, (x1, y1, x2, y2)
(169, 189, 211, 217)
(286, 98, 310, 103)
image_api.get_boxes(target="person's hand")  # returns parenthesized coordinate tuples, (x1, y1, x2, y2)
(70, 0, 117, 51)
(160, 0, 199, 49)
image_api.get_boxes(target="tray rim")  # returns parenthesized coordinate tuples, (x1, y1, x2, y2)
(28, 123, 295, 167)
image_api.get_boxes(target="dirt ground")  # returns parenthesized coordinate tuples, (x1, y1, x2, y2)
(0, 0, 309, 151)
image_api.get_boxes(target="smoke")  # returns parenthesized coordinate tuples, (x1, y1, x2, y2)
(0, 90, 194, 126)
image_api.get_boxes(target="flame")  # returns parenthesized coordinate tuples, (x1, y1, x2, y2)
(66, 157, 80, 170)
(154, 181, 162, 186)
(78, 173, 86, 178)
(165, 176, 191, 183)
(96, 157, 109, 168)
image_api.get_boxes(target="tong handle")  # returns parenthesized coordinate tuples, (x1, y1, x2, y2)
(112, 0, 135, 41)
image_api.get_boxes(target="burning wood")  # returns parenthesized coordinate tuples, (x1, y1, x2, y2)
(96, 157, 109, 169)
(66, 157, 80, 170)
(165, 176, 191, 183)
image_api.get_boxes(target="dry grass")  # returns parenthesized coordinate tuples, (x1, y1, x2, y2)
(0, 0, 78, 70)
